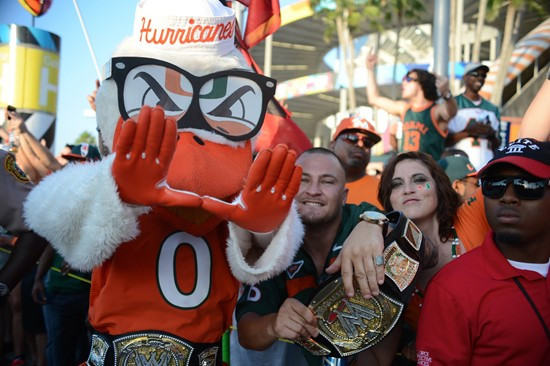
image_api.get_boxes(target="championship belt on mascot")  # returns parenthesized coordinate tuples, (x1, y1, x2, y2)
(295, 211, 424, 358)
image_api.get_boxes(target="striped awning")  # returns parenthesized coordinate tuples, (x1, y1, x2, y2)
(481, 17, 550, 99)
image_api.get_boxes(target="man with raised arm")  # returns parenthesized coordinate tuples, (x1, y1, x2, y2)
(366, 53, 457, 161)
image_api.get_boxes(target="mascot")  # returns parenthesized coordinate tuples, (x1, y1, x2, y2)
(24, 0, 304, 364)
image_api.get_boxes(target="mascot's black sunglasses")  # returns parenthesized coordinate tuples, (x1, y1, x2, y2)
(103, 56, 277, 141)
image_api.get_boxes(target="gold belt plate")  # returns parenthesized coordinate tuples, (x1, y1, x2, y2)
(384, 241, 420, 291)
(308, 278, 403, 357)
(113, 333, 193, 366)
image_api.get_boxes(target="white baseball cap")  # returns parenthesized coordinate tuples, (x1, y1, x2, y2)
(133, 0, 236, 56)
(464, 62, 489, 75)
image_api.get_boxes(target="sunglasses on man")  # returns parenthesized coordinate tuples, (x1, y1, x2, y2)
(339, 133, 376, 149)
(467, 71, 486, 79)
(402, 74, 419, 83)
(481, 176, 550, 200)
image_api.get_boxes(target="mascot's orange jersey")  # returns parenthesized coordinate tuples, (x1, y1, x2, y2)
(88, 208, 239, 343)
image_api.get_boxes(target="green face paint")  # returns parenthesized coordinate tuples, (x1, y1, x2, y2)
(416, 182, 431, 190)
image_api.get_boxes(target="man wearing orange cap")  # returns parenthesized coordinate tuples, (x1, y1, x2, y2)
(329, 117, 383, 209)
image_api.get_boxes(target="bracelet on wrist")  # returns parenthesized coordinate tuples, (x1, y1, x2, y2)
(442, 91, 453, 100)
(0, 282, 10, 297)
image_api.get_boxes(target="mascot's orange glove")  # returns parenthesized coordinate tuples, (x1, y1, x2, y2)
(112, 106, 203, 207)
(201, 144, 302, 233)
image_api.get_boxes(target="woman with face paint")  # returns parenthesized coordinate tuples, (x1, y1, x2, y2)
(377, 151, 491, 362)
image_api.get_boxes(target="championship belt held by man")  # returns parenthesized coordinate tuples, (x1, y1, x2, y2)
(295, 211, 425, 358)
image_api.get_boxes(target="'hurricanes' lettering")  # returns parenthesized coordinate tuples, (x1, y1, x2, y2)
(139, 17, 234, 46)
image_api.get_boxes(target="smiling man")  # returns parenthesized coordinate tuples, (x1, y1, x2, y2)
(416, 138, 550, 365)
(446, 63, 501, 170)
(235, 148, 402, 366)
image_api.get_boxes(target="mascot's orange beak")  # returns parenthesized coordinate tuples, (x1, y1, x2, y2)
(165, 132, 252, 199)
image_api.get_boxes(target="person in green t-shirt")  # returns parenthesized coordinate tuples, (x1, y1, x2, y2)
(236, 148, 400, 366)
(447, 63, 501, 170)
(366, 52, 457, 161)
(32, 245, 91, 366)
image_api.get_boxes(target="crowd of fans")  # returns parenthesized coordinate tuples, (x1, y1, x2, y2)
(1, 108, 98, 366)
(0, 54, 549, 366)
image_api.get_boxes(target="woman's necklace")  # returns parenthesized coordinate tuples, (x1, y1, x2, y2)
(450, 227, 461, 259)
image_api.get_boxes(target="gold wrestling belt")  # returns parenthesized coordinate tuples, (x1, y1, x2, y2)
(296, 211, 425, 357)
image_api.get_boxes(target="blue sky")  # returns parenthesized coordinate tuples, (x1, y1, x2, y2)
(0, 0, 299, 154)
(0, 0, 136, 153)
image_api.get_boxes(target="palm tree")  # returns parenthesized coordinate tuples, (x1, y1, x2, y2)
(74, 131, 97, 145)
(383, 0, 424, 99)
(471, 0, 489, 63)
(310, 0, 423, 111)
(310, 0, 383, 111)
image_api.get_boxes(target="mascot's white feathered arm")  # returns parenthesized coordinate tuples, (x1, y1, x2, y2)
(201, 145, 305, 284)
(226, 203, 304, 285)
(23, 154, 150, 271)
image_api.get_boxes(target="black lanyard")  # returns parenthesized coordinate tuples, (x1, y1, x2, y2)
(513, 277, 550, 340)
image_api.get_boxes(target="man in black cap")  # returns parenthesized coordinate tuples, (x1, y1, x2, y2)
(446, 63, 501, 170)
(416, 138, 550, 365)
(57, 142, 102, 165)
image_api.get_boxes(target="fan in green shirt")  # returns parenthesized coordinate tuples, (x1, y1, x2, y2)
(236, 148, 399, 366)
(447, 63, 501, 170)
(366, 52, 458, 161)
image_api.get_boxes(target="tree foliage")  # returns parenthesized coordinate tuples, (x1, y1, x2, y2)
(310, 0, 424, 42)
(74, 131, 97, 146)
(309, 0, 424, 111)
(485, 0, 547, 22)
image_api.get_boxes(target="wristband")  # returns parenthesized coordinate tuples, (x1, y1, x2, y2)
(0, 282, 10, 306)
